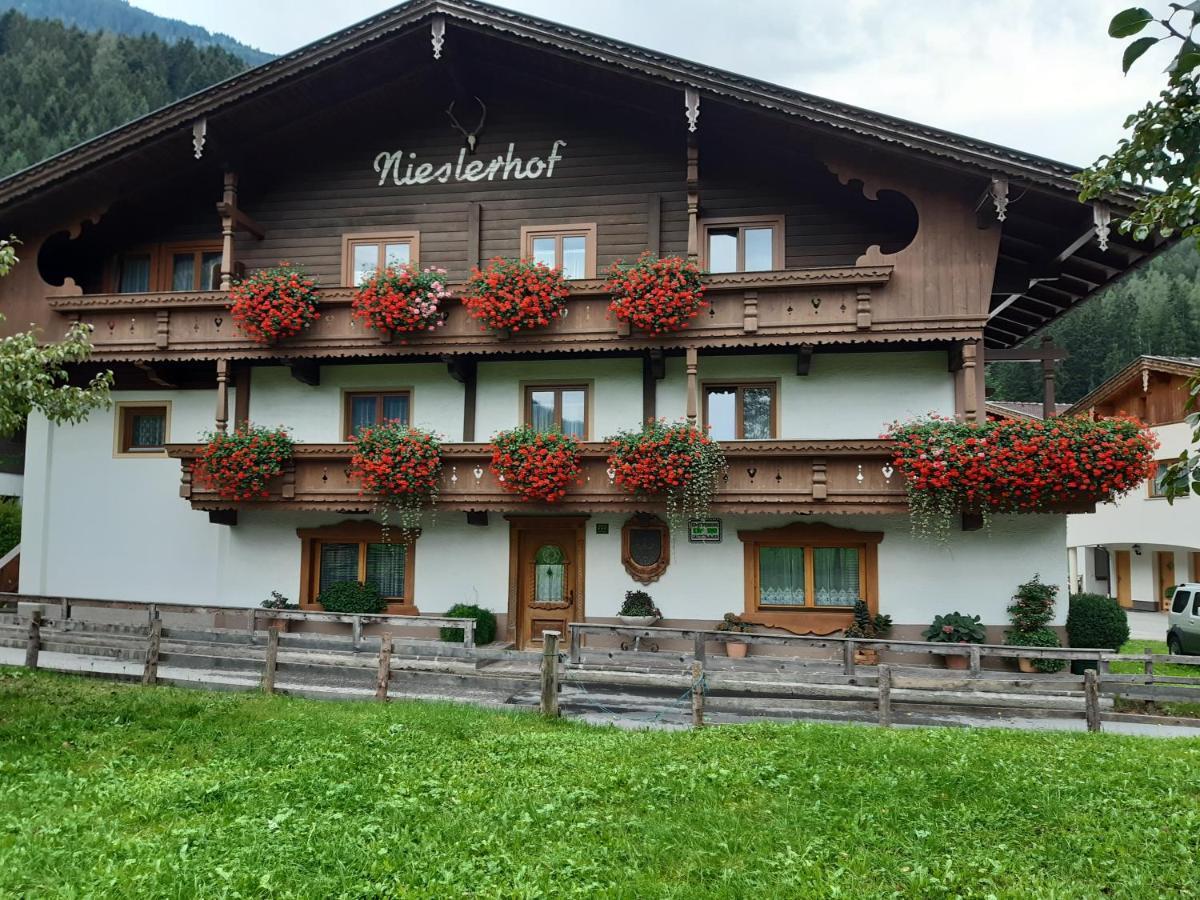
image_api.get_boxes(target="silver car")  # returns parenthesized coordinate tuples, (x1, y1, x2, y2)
(1166, 583, 1200, 655)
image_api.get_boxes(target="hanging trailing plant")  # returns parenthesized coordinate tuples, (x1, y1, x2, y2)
(462, 257, 570, 335)
(885, 415, 1158, 541)
(606, 419, 726, 530)
(605, 252, 706, 335)
(194, 424, 294, 501)
(348, 424, 442, 537)
(228, 263, 320, 344)
(488, 426, 582, 503)
(351, 264, 450, 338)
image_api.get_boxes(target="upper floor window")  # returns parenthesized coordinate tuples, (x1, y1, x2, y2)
(520, 223, 596, 279)
(170, 248, 222, 291)
(114, 402, 170, 457)
(701, 216, 783, 273)
(344, 390, 411, 438)
(1150, 459, 1190, 498)
(525, 384, 588, 439)
(113, 242, 222, 293)
(703, 383, 776, 440)
(342, 231, 419, 287)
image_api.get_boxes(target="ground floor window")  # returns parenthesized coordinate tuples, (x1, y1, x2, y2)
(114, 402, 170, 457)
(298, 522, 416, 611)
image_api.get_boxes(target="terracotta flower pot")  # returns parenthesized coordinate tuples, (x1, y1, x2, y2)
(943, 653, 970, 670)
(725, 641, 749, 659)
(1017, 656, 1037, 674)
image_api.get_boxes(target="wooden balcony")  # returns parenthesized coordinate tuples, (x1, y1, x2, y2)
(47, 266, 988, 363)
(166, 440, 909, 516)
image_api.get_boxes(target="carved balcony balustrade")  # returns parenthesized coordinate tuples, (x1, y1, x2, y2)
(167, 440, 910, 516)
(47, 265, 987, 363)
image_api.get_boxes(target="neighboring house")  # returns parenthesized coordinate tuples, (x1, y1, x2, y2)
(1067, 356, 1200, 611)
(0, 1, 1171, 646)
(0, 433, 22, 500)
(986, 401, 1072, 422)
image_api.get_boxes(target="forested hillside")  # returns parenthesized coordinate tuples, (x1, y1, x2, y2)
(988, 242, 1200, 404)
(0, 11, 249, 176)
(0, 0, 270, 64)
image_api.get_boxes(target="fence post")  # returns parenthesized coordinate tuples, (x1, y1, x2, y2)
(261, 627, 279, 694)
(23, 610, 41, 670)
(59, 597, 69, 621)
(569, 626, 581, 666)
(141, 617, 162, 686)
(693, 632, 706, 666)
(877, 664, 893, 727)
(691, 659, 705, 728)
(540, 631, 560, 718)
(462, 620, 475, 650)
(842, 639, 856, 677)
(968, 645, 981, 677)
(1144, 649, 1156, 711)
(1084, 668, 1101, 732)
(375, 632, 393, 702)
(248, 608, 259, 645)
(351, 616, 363, 651)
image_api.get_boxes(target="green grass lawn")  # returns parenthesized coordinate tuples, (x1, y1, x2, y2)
(2, 669, 1200, 898)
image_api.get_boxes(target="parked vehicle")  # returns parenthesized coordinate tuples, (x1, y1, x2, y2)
(1166, 583, 1200, 655)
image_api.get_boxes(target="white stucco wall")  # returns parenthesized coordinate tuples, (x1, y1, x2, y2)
(0, 472, 20, 498)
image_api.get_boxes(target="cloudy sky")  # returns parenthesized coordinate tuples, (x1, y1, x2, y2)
(129, 0, 1175, 167)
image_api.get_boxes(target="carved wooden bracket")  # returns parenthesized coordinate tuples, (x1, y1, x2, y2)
(855, 286, 872, 330)
(811, 457, 828, 500)
(742, 290, 759, 333)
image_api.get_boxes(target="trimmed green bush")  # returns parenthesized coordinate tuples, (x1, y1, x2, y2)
(0, 500, 18, 557)
(1067, 592, 1130, 673)
(440, 603, 497, 645)
(316, 581, 384, 614)
(1004, 625, 1067, 673)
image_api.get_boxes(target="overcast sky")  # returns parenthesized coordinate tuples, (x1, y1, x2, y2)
(129, 0, 1175, 167)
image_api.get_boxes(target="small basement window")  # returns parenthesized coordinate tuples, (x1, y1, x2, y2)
(115, 403, 170, 457)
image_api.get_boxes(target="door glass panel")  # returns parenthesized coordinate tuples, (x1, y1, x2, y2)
(813, 547, 861, 606)
(561, 389, 585, 438)
(319, 543, 360, 594)
(742, 387, 774, 439)
(353, 243, 378, 286)
(532, 237, 557, 269)
(744, 227, 774, 271)
(534, 544, 566, 603)
(529, 390, 556, 432)
(384, 242, 410, 269)
(759, 547, 806, 606)
(200, 252, 222, 290)
(381, 394, 409, 426)
(170, 253, 195, 291)
(366, 543, 406, 599)
(118, 254, 151, 293)
(350, 396, 377, 435)
(706, 388, 737, 441)
(707, 228, 738, 273)
(561, 235, 586, 279)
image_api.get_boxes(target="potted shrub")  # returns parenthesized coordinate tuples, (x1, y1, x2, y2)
(843, 599, 893, 665)
(260, 590, 296, 633)
(440, 604, 498, 646)
(462, 257, 570, 336)
(605, 252, 706, 335)
(316, 580, 385, 615)
(1004, 575, 1065, 673)
(1066, 592, 1131, 673)
(921, 611, 986, 669)
(348, 424, 442, 536)
(351, 264, 450, 340)
(606, 419, 726, 530)
(229, 263, 321, 345)
(488, 426, 582, 503)
(617, 590, 661, 626)
(715, 612, 753, 658)
(193, 424, 294, 501)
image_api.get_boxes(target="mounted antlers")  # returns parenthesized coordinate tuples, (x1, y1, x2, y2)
(446, 96, 487, 154)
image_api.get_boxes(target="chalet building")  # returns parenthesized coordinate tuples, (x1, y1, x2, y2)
(0, 0, 1171, 646)
(1068, 356, 1200, 611)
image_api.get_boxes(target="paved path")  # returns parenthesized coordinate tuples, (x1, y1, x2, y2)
(1127, 610, 1168, 641)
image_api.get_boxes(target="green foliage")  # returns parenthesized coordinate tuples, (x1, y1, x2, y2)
(843, 599, 892, 639)
(315, 581, 384, 615)
(0, 499, 19, 556)
(1066, 592, 1131, 652)
(260, 591, 294, 611)
(2, 670, 1200, 896)
(1007, 575, 1060, 631)
(922, 612, 987, 644)
(0, 10, 249, 176)
(1003, 626, 1067, 674)
(440, 603, 497, 645)
(618, 590, 659, 617)
(715, 612, 753, 633)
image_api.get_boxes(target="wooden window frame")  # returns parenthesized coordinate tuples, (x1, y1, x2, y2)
(113, 401, 171, 458)
(340, 230, 420, 287)
(1148, 458, 1190, 499)
(520, 223, 597, 279)
(521, 381, 592, 439)
(108, 241, 222, 293)
(701, 380, 780, 440)
(341, 388, 413, 440)
(699, 214, 785, 273)
(621, 514, 671, 584)
(738, 522, 882, 634)
(297, 520, 418, 614)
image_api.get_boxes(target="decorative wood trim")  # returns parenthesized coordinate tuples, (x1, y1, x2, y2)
(295, 520, 417, 613)
(620, 514, 670, 584)
(113, 401, 172, 458)
(519, 222, 597, 279)
(699, 214, 786, 272)
(340, 230, 420, 286)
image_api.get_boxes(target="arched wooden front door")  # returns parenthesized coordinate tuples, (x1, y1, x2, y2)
(511, 518, 585, 649)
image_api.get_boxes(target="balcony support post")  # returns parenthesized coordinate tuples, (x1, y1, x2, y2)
(959, 341, 978, 423)
(215, 358, 230, 433)
(685, 137, 700, 262)
(1042, 348, 1057, 420)
(218, 172, 237, 292)
(685, 348, 699, 424)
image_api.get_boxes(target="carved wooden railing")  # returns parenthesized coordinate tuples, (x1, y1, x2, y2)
(45, 266, 985, 362)
(166, 440, 909, 515)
